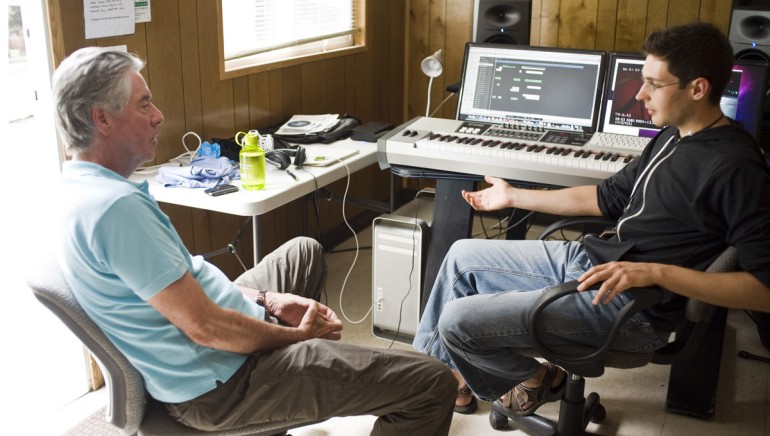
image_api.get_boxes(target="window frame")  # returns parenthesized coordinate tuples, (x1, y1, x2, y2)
(216, 0, 367, 80)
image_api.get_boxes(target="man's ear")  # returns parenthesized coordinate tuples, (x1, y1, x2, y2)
(92, 107, 111, 135)
(690, 77, 711, 101)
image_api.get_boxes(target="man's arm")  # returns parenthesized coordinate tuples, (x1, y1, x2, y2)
(147, 272, 343, 354)
(578, 261, 770, 313)
(462, 176, 602, 216)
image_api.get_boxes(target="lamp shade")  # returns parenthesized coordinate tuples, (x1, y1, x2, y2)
(421, 49, 444, 77)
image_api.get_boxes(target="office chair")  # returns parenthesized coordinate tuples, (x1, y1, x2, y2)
(488, 217, 738, 435)
(27, 256, 323, 436)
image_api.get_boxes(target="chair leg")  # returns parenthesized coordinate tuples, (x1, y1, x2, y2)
(488, 374, 606, 436)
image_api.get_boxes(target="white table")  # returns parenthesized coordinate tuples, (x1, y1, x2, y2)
(131, 139, 378, 264)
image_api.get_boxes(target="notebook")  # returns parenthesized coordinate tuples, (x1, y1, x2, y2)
(302, 145, 360, 167)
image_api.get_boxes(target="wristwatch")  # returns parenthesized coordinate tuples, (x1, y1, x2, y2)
(255, 290, 267, 307)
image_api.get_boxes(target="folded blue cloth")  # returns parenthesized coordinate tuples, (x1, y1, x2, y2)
(156, 157, 239, 188)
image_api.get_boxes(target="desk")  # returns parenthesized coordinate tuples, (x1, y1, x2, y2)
(131, 139, 378, 264)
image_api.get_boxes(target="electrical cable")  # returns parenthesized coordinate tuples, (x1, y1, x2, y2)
(317, 159, 373, 325)
(134, 131, 204, 174)
(385, 174, 426, 349)
(428, 92, 456, 117)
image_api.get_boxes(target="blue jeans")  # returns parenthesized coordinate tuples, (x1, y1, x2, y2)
(412, 239, 668, 402)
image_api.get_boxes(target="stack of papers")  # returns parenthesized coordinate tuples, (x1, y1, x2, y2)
(275, 114, 340, 135)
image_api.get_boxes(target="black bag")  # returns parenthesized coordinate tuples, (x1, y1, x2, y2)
(272, 115, 361, 145)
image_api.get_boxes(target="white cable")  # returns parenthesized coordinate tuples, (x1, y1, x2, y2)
(135, 131, 203, 173)
(335, 160, 373, 324)
(429, 92, 456, 117)
(425, 76, 434, 117)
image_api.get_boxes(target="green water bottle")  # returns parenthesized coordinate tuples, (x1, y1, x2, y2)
(236, 130, 266, 190)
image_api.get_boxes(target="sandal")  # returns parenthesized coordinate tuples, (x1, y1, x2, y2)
(501, 363, 565, 416)
(454, 385, 478, 414)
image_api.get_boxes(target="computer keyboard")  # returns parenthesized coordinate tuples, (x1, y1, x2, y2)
(586, 132, 650, 152)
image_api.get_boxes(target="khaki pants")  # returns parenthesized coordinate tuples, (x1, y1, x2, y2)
(166, 237, 456, 435)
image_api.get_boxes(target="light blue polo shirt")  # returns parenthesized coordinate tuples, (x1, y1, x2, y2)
(55, 161, 266, 403)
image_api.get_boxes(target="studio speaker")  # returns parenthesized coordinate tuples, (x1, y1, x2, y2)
(729, 7, 770, 62)
(472, 0, 531, 45)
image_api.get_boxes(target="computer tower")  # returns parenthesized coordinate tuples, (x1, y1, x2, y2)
(372, 194, 434, 343)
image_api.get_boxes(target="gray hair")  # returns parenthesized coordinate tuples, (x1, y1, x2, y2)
(52, 47, 145, 155)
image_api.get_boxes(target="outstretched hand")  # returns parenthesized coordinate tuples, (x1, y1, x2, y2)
(461, 175, 513, 212)
(266, 292, 343, 340)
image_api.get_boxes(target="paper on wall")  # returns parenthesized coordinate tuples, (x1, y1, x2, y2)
(84, 0, 135, 39)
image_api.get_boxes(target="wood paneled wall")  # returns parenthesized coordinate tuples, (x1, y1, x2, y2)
(46, 0, 736, 278)
(46, 0, 406, 278)
(407, 0, 735, 120)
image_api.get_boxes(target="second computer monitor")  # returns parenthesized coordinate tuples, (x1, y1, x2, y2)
(456, 43, 607, 133)
(601, 52, 768, 139)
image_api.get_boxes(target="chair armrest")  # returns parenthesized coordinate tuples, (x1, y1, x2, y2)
(536, 216, 617, 241)
(528, 281, 663, 377)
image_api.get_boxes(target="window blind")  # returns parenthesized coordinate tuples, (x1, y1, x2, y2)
(222, 0, 357, 61)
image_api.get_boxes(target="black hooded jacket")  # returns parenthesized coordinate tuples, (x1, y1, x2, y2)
(587, 121, 770, 328)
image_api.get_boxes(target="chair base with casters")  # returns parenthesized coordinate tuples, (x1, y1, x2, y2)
(28, 255, 323, 436)
(486, 217, 737, 435)
(489, 373, 606, 435)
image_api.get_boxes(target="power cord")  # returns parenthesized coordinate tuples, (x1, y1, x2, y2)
(134, 131, 204, 174)
(385, 176, 427, 349)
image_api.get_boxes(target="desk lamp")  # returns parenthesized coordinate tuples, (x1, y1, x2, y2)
(421, 49, 444, 117)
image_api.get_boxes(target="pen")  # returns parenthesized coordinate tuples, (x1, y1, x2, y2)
(286, 169, 299, 181)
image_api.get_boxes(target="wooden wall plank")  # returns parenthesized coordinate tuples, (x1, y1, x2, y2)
(539, 0, 562, 47)
(233, 77, 251, 132)
(178, 1, 204, 136)
(614, 0, 649, 52)
(144, 0, 185, 165)
(595, 0, 619, 51)
(442, 0, 474, 119)
(645, 0, 669, 35)
(301, 62, 328, 115)
(530, 0, 544, 46)
(667, 0, 700, 27)
(699, 0, 733, 35)
(325, 58, 348, 116)
(406, 0, 431, 119)
(247, 73, 272, 130)
(558, 0, 599, 49)
(197, 0, 235, 140)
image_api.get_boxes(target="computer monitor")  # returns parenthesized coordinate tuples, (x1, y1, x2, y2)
(600, 52, 769, 139)
(456, 43, 607, 133)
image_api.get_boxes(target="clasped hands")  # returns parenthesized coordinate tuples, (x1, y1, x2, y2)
(264, 292, 343, 341)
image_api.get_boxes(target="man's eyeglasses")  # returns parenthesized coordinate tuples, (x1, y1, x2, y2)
(640, 78, 681, 93)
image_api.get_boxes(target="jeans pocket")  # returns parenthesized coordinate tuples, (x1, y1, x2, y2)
(566, 251, 592, 280)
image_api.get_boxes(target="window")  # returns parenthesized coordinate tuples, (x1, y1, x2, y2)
(218, 0, 365, 79)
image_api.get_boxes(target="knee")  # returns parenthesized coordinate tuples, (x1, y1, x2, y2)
(292, 236, 324, 255)
(437, 298, 465, 347)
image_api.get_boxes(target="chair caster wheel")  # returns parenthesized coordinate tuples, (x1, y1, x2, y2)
(590, 404, 607, 423)
(489, 410, 509, 430)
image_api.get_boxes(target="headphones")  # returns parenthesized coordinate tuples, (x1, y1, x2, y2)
(265, 147, 306, 170)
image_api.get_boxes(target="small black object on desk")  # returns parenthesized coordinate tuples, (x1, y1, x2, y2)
(351, 121, 395, 143)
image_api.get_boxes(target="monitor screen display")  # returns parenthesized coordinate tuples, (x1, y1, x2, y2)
(456, 43, 607, 133)
(601, 52, 769, 139)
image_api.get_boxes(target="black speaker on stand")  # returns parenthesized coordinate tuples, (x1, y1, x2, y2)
(729, 7, 770, 62)
(729, 5, 770, 148)
(472, 0, 531, 45)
